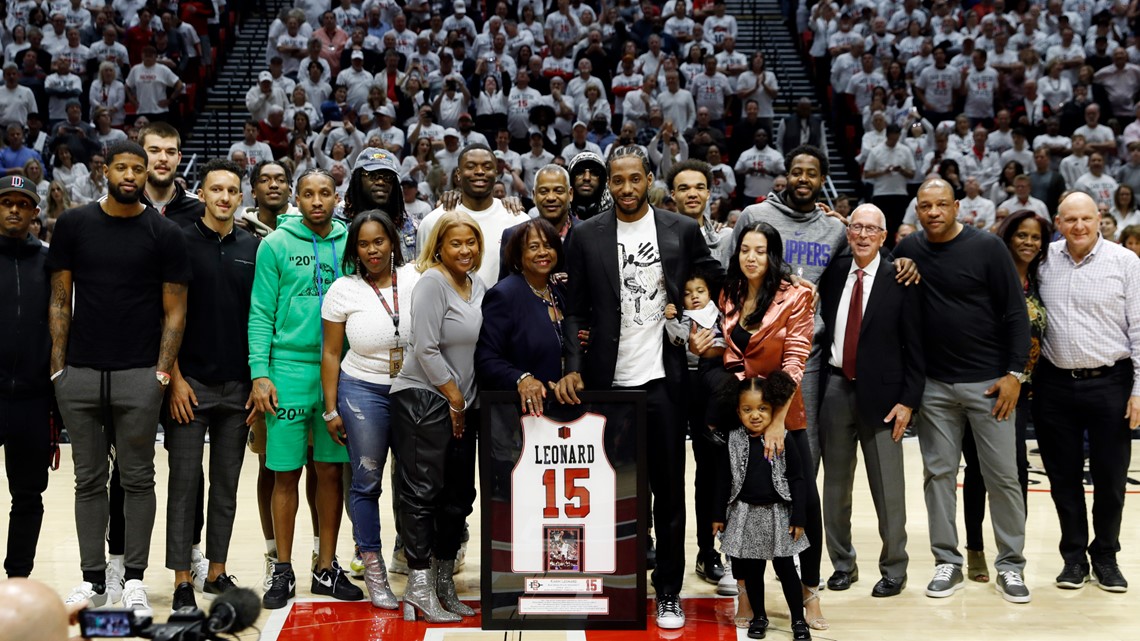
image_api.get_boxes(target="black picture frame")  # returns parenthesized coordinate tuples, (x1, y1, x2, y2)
(479, 390, 648, 631)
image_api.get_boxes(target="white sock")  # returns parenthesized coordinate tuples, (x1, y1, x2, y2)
(313, 537, 320, 555)
(265, 539, 277, 556)
(109, 553, 124, 562)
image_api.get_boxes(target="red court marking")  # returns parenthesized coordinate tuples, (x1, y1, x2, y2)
(275, 597, 747, 641)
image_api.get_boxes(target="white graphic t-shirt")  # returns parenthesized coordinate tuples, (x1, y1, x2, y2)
(614, 210, 666, 386)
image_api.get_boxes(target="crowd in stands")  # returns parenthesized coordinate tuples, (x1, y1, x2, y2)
(806, 0, 1140, 247)
(219, 0, 805, 226)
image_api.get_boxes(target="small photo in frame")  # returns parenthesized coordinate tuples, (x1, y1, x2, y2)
(544, 525, 583, 573)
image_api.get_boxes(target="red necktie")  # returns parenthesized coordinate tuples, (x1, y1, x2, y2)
(842, 269, 864, 381)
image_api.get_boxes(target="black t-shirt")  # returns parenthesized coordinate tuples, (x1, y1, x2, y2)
(892, 224, 1029, 383)
(178, 220, 260, 384)
(46, 202, 191, 370)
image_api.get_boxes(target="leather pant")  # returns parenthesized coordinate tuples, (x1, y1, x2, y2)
(391, 388, 477, 571)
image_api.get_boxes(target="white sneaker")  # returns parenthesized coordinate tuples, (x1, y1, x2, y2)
(121, 579, 153, 618)
(717, 557, 738, 596)
(455, 540, 467, 574)
(262, 553, 278, 592)
(105, 558, 125, 604)
(66, 582, 108, 608)
(388, 547, 408, 576)
(190, 548, 209, 592)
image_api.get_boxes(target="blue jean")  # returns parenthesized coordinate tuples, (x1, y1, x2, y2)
(337, 372, 393, 553)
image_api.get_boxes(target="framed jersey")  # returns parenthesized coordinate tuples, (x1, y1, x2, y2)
(480, 391, 648, 630)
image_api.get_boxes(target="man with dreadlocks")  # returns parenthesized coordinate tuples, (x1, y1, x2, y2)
(343, 148, 417, 262)
(567, 152, 613, 221)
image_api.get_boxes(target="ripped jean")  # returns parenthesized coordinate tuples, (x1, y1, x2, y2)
(337, 371, 393, 553)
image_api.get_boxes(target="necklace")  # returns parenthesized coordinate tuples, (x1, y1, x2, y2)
(528, 281, 550, 298)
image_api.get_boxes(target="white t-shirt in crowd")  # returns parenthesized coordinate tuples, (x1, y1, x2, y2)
(915, 65, 961, 113)
(613, 210, 666, 387)
(125, 62, 179, 114)
(320, 264, 421, 385)
(416, 198, 527, 288)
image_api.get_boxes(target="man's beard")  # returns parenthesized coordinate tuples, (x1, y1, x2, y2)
(148, 171, 175, 190)
(108, 182, 141, 204)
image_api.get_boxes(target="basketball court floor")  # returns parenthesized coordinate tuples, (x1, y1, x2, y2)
(18, 436, 1139, 640)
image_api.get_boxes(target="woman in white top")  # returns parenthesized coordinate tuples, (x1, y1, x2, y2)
(401, 137, 437, 185)
(50, 144, 89, 193)
(23, 158, 50, 205)
(1040, 59, 1073, 114)
(88, 61, 126, 126)
(4, 26, 28, 65)
(576, 84, 610, 128)
(320, 211, 421, 610)
(474, 74, 508, 137)
(736, 52, 779, 126)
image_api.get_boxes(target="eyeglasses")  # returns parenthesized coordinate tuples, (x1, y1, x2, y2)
(362, 169, 395, 181)
(0, 197, 35, 211)
(849, 223, 885, 236)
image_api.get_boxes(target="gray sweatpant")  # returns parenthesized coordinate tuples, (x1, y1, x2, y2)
(916, 378, 1026, 573)
(55, 366, 165, 575)
(164, 377, 251, 571)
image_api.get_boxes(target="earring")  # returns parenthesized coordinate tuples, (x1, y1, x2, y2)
(435, 252, 441, 261)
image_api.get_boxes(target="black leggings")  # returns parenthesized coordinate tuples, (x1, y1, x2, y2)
(787, 429, 822, 587)
(732, 556, 803, 623)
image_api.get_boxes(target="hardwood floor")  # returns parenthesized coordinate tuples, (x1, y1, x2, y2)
(13, 436, 1138, 640)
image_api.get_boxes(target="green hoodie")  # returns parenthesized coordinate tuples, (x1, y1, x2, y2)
(248, 215, 348, 378)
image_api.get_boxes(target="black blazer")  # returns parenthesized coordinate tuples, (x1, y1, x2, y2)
(563, 207, 722, 389)
(476, 273, 566, 390)
(818, 249, 925, 428)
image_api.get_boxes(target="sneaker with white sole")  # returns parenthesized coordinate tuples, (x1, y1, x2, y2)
(350, 548, 365, 579)
(655, 594, 685, 629)
(105, 558, 125, 605)
(262, 553, 277, 592)
(66, 582, 108, 608)
(925, 563, 965, 598)
(190, 548, 209, 592)
(995, 570, 1031, 603)
(717, 556, 739, 596)
(389, 546, 408, 575)
(121, 579, 153, 618)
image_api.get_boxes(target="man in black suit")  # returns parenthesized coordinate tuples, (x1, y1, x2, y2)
(552, 146, 721, 630)
(818, 204, 924, 598)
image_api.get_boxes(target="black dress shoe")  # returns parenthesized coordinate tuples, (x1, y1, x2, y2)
(826, 568, 858, 591)
(696, 550, 725, 583)
(747, 615, 769, 639)
(791, 619, 812, 641)
(872, 576, 907, 597)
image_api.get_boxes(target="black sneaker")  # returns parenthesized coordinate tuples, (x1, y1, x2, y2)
(204, 574, 239, 598)
(791, 619, 812, 641)
(172, 582, 197, 612)
(1091, 562, 1129, 593)
(696, 550, 725, 584)
(263, 564, 296, 610)
(1055, 563, 1089, 589)
(312, 565, 364, 601)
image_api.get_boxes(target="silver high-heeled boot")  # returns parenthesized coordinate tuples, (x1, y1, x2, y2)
(360, 551, 397, 609)
(401, 567, 461, 623)
(434, 558, 475, 617)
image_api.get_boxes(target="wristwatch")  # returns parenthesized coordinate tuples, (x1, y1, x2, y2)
(323, 409, 339, 422)
(1008, 370, 1029, 384)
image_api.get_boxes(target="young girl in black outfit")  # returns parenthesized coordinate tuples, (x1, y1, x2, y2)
(713, 372, 810, 640)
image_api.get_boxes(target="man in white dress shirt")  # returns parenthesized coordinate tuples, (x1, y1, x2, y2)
(1035, 192, 1140, 594)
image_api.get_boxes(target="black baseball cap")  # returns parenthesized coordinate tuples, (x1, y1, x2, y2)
(0, 175, 40, 205)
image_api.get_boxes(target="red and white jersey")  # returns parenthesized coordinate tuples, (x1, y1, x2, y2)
(512, 413, 616, 573)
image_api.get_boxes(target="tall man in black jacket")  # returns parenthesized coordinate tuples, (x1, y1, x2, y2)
(818, 204, 924, 598)
(0, 175, 51, 578)
(553, 146, 722, 630)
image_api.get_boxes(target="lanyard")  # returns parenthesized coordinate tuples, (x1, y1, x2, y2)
(366, 267, 400, 339)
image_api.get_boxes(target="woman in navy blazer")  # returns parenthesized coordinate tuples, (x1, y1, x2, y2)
(476, 218, 566, 415)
